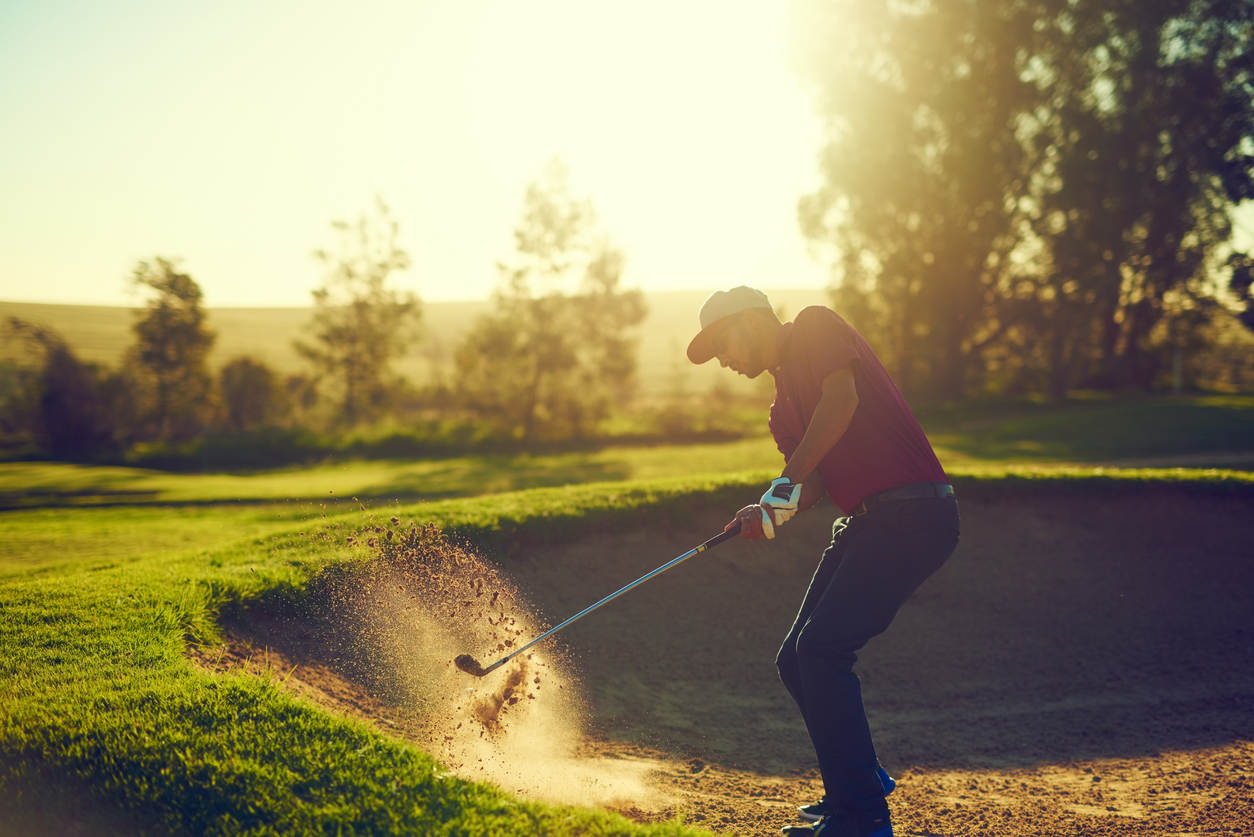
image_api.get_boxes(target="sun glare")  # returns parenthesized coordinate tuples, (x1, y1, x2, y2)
(0, 0, 826, 307)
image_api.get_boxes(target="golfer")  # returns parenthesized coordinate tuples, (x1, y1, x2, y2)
(687, 287, 960, 837)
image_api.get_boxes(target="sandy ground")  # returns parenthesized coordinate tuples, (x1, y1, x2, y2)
(201, 492, 1254, 836)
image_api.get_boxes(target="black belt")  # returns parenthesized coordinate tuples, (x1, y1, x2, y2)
(852, 482, 954, 516)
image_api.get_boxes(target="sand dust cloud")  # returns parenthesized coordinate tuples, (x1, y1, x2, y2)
(322, 519, 667, 810)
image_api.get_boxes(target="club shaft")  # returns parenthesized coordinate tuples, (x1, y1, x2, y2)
(481, 524, 742, 674)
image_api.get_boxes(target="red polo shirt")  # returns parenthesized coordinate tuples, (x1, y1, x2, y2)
(768, 306, 947, 513)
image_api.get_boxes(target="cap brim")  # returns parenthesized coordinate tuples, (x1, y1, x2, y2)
(686, 314, 736, 365)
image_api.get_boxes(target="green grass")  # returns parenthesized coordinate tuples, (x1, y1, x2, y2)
(0, 438, 787, 509)
(0, 505, 324, 580)
(920, 393, 1254, 465)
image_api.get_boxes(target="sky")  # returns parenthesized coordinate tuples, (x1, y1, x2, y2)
(0, 0, 830, 307)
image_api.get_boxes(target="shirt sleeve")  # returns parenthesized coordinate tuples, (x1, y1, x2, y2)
(797, 306, 860, 386)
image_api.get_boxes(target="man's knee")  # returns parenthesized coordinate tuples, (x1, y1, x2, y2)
(776, 633, 805, 688)
(795, 623, 860, 671)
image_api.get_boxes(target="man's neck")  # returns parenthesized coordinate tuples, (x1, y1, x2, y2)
(761, 317, 783, 371)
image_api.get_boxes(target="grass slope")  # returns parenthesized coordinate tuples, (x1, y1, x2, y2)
(0, 505, 323, 580)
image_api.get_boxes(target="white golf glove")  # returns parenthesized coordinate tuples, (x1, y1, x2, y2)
(759, 477, 802, 539)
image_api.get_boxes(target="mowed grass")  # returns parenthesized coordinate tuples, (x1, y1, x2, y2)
(0, 438, 786, 509)
(923, 393, 1254, 465)
(0, 505, 325, 579)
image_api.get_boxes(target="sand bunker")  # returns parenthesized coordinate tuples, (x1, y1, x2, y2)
(215, 520, 668, 810)
(197, 492, 1254, 835)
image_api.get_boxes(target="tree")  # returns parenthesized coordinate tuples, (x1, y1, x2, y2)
(0, 318, 134, 458)
(795, 0, 1254, 398)
(1230, 253, 1254, 332)
(129, 258, 216, 442)
(295, 198, 419, 425)
(455, 161, 647, 439)
(218, 356, 289, 432)
(1022, 0, 1254, 396)
(797, 0, 1041, 398)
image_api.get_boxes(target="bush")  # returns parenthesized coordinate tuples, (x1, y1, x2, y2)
(218, 357, 290, 433)
(0, 318, 135, 460)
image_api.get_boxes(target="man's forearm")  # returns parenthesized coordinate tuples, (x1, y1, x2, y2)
(780, 368, 858, 485)
(797, 473, 826, 512)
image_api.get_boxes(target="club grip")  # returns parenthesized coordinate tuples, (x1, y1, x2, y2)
(701, 521, 742, 550)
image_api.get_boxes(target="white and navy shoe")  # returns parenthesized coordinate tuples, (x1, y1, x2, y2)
(782, 813, 892, 837)
(797, 767, 896, 823)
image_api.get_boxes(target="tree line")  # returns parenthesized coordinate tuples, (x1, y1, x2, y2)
(7, 0, 1254, 463)
(796, 0, 1254, 399)
(0, 163, 678, 463)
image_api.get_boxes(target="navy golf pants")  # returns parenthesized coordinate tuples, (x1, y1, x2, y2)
(776, 495, 960, 820)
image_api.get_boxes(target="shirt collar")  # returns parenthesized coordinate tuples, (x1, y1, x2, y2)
(771, 321, 793, 376)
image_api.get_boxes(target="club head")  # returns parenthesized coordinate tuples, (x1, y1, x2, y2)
(454, 654, 490, 677)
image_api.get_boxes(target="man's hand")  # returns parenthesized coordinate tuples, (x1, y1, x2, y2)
(760, 477, 802, 533)
(726, 504, 772, 540)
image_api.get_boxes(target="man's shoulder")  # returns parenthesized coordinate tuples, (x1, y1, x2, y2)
(795, 304, 834, 321)
(792, 305, 852, 335)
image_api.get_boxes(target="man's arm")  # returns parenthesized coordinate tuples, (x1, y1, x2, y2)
(798, 470, 825, 512)
(726, 369, 854, 540)
(780, 366, 858, 485)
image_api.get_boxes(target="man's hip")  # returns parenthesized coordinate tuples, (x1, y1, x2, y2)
(850, 481, 955, 518)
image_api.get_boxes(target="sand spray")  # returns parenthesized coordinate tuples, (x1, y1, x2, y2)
(320, 520, 667, 809)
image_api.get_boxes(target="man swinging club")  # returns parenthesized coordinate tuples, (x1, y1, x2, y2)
(687, 287, 960, 837)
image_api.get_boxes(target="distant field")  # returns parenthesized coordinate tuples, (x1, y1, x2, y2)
(0, 288, 828, 397)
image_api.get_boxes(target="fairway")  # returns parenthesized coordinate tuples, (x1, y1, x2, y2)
(3, 393, 1251, 511)
(0, 438, 785, 508)
(922, 394, 1254, 467)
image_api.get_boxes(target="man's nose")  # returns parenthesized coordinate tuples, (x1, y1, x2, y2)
(719, 356, 730, 368)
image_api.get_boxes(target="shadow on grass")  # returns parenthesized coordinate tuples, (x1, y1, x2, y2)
(919, 393, 1254, 464)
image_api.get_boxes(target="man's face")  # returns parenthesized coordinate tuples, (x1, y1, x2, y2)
(712, 314, 767, 378)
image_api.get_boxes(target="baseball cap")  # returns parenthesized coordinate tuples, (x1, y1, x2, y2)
(686, 286, 773, 364)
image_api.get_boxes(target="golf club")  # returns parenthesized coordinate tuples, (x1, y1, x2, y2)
(455, 521, 743, 677)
